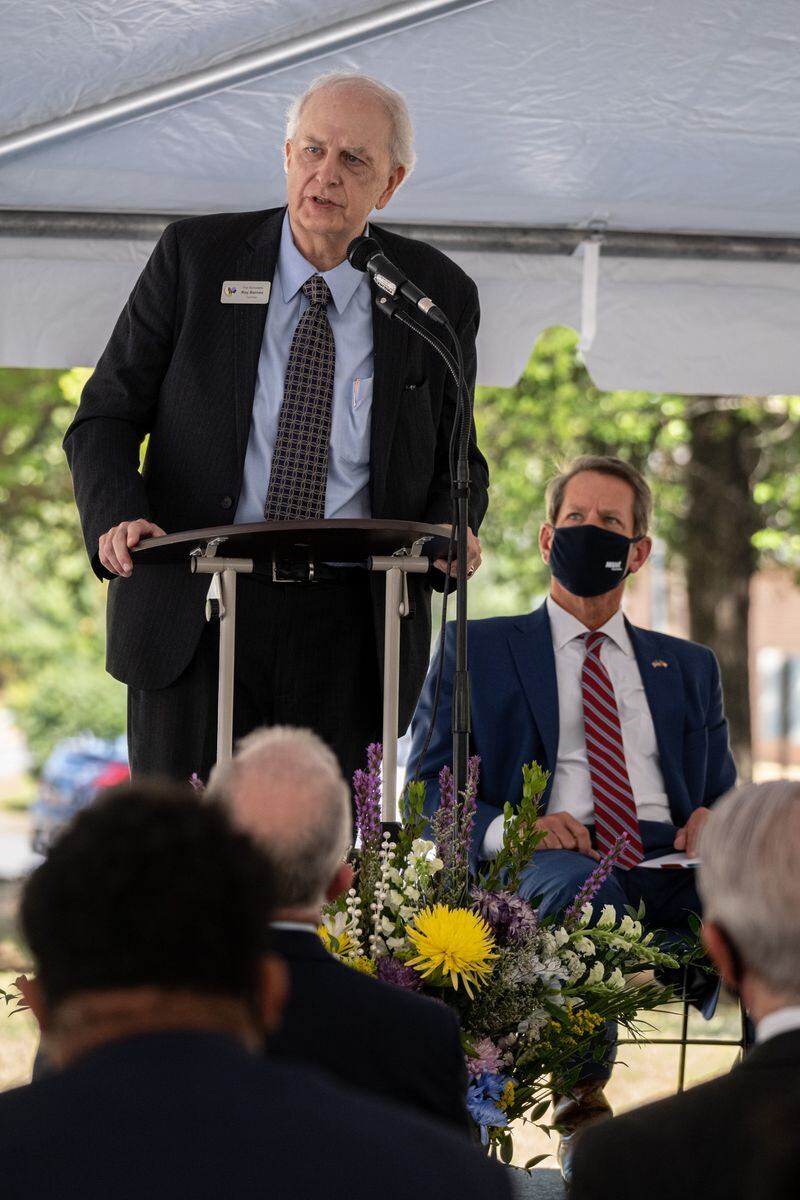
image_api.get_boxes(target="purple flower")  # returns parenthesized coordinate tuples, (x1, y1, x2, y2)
(353, 743, 382, 849)
(471, 887, 538, 942)
(377, 957, 422, 990)
(466, 1037, 504, 1079)
(562, 834, 629, 931)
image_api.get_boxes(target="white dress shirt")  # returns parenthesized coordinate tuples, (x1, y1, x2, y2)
(481, 595, 670, 858)
(756, 1005, 800, 1044)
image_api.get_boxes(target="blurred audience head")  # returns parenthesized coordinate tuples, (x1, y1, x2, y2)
(20, 779, 284, 1063)
(209, 726, 352, 916)
(699, 780, 800, 1012)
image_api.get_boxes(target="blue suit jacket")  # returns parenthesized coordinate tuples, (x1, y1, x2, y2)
(408, 603, 737, 856)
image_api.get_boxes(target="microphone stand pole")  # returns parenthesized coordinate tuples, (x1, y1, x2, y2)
(374, 293, 471, 801)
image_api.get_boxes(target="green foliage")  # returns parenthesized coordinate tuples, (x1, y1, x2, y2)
(0, 366, 124, 772)
(477, 762, 550, 893)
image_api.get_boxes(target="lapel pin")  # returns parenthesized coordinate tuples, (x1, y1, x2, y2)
(651, 659, 669, 669)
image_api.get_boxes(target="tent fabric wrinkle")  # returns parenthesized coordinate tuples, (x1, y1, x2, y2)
(2, 0, 800, 392)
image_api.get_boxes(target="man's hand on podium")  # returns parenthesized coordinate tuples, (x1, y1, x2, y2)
(99, 518, 166, 577)
(433, 526, 482, 579)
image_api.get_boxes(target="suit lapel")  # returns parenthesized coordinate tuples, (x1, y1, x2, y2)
(232, 208, 284, 470)
(506, 606, 559, 784)
(367, 226, 408, 516)
(628, 621, 685, 798)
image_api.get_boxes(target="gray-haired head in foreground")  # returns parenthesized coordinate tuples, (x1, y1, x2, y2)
(209, 726, 352, 909)
(285, 71, 416, 175)
(699, 780, 800, 999)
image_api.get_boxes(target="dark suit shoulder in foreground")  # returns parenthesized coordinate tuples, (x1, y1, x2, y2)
(570, 1032, 800, 1200)
(0, 1031, 508, 1200)
(268, 928, 469, 1132)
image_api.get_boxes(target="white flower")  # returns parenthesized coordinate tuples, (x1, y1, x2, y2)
(579, 903, 594, 927)
(586, 962, 605, 985)
(386, 889, 404, 911)
(618, 915, 642, 939)
(554, 927, 569, 947)
(412, 837, 435, 857)
(386, 936, 407, 951)
(399, 905, 415, 921)
(404, 885, 420, 902)
(607, 967, 625, 990)
(596, 904, 618, 929)
(380, 916, 395, 935)
(429, 857, 444, 873)
(573, 936, 596, 956)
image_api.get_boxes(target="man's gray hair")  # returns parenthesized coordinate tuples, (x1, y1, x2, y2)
(699, 780, 800, 999)
(209, 726, 352, 909)
(285, 71, 416, 175)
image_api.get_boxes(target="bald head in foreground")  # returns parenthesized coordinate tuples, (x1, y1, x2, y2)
(210, 726, 471, 1132)
(570, 780, 800, 1200)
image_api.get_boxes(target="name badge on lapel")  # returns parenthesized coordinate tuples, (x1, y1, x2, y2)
(220, 281, 271, 305)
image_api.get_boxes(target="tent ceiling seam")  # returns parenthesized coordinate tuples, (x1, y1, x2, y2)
(0, 0, 492, 163)
(2, 211, 800, 263)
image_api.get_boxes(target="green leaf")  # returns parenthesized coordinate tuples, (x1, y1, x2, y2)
(524, 1155, 549, 1170)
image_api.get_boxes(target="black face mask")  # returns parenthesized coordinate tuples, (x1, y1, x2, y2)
(548, 524, 643, 598)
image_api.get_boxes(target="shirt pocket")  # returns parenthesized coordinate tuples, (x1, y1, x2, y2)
(338, 375, 373, 467)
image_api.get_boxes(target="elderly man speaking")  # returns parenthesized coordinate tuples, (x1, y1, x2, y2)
(64, 71, 488, 786)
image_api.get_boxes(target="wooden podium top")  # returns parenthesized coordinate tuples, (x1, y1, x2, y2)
(132, 518, 451, 566)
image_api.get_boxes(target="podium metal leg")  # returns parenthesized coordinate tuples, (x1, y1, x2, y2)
(216, 566, 238, 766)
(192, 554, 253, 770)
(382, 566, 403, 820)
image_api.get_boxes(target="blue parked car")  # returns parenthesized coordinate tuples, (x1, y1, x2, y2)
(30, 734, 129, 854)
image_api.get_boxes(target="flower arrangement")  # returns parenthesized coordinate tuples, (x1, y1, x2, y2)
(321, 745, 699, 1162)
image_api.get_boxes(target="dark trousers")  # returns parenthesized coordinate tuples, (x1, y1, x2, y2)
(517, 821, 704, 1087)
(128, 571, 382, 789)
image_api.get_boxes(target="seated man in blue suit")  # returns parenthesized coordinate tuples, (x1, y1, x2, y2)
(409, 454, 736, 1179)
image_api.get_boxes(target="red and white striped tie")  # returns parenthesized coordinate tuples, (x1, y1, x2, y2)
(581, 630, 644, 869)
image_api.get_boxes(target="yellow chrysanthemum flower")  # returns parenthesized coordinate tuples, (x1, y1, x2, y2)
(347, 955, 377, 977)
(406, 904, 498, 998)
(499, 1080, 516, 1111)
(317, 925, 355, 959)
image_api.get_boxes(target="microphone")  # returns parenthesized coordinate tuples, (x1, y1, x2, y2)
(347, 236, 447, 326)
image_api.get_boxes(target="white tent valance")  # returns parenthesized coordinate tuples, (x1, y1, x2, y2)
(3, 0, 800, 392)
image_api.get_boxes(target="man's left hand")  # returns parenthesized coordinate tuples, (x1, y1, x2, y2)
(434, 526, 482, 579)
(673, 806, 711, 857)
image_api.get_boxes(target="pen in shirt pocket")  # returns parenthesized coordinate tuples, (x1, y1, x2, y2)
(353, 377, 360, 408)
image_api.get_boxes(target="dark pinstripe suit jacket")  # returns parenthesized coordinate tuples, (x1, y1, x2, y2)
(64, 206, 488, 723)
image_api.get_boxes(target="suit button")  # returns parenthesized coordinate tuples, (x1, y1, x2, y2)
(220, 496, 233, 510)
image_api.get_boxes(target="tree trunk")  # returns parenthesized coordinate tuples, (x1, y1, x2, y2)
(683, 404, 760, 782)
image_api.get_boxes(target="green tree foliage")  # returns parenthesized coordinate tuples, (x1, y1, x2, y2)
(0, 368, 125, 770)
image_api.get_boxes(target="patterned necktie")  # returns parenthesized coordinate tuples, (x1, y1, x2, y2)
(581, 630, 644, 869)
(264, 274, 335, 520)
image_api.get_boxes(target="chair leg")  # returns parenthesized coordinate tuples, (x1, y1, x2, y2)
(677, 999, 690, 1093)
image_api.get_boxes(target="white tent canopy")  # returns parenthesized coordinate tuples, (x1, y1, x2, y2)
(2, 0, 800, 392)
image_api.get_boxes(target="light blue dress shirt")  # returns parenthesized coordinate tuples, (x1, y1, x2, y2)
(235, 213, 374, 523)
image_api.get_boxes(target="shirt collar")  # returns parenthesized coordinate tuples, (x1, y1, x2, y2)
(756, 1005, 800, 1044)
(545, 593, 632, 656)
(270, 919, 319, 936)
(279, 212, 368, 315)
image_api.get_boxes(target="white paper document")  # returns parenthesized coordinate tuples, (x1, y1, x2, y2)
(639, 851, 701, 870)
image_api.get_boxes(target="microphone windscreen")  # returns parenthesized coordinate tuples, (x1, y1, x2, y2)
(347, 235, 381, 272)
